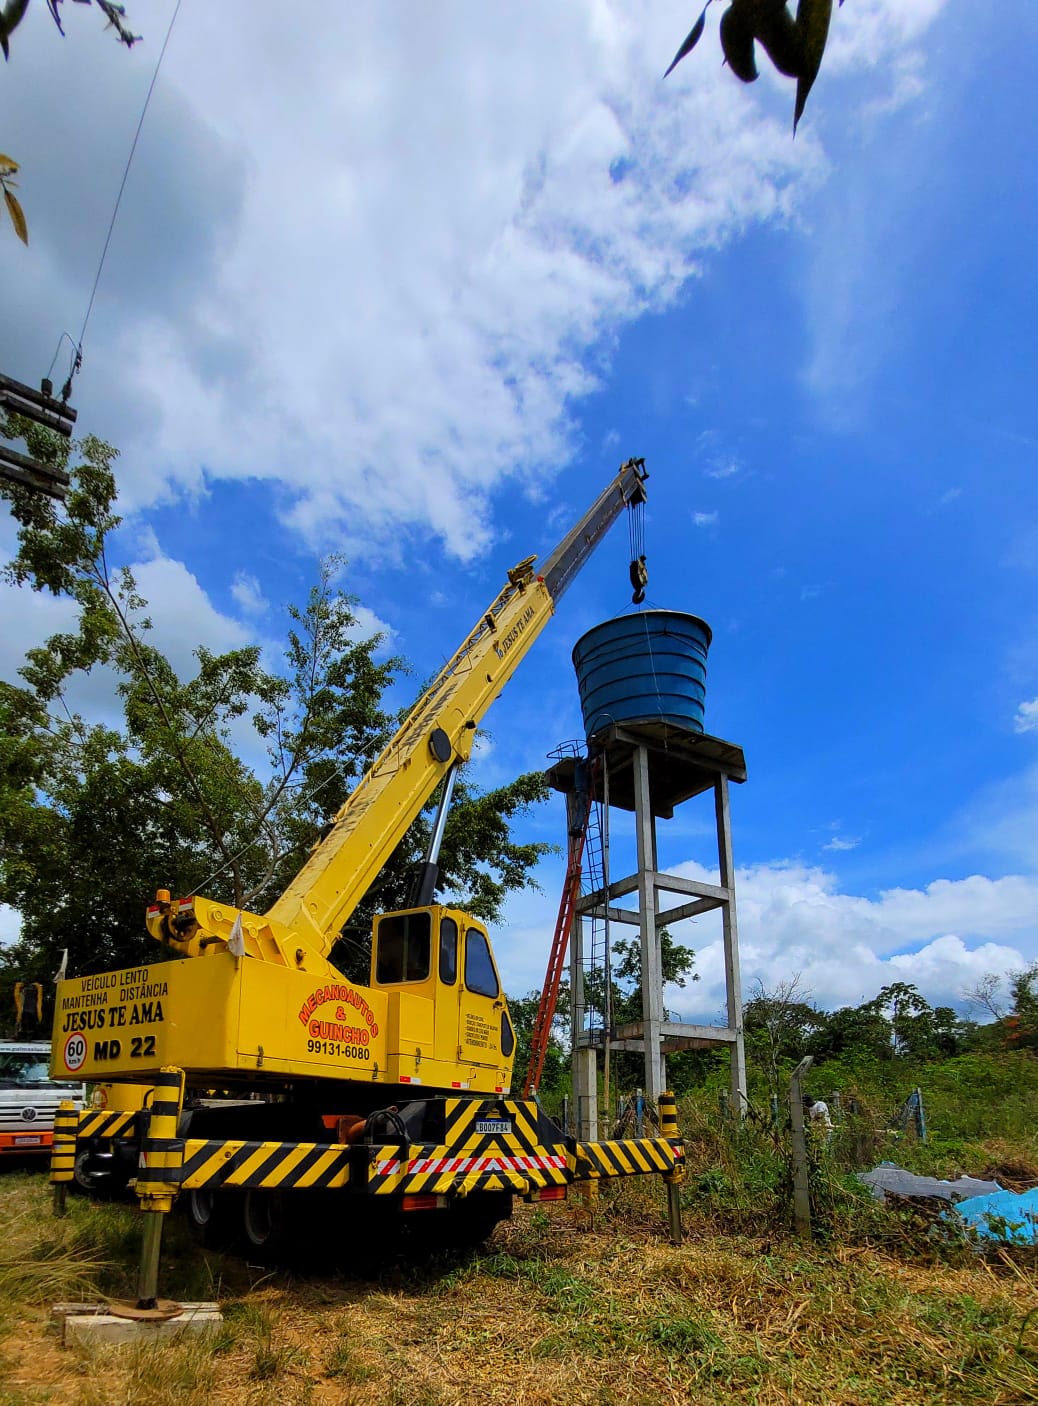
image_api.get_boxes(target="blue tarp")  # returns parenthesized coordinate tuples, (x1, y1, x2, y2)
(953, 1188, 1038, 1245)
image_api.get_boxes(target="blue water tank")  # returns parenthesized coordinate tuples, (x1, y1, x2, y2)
(572, 610, 712, 739)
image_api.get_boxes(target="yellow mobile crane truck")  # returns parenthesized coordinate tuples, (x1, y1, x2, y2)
(49, 459, 685, 1294)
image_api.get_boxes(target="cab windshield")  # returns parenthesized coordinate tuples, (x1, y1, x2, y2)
(0, 1053, 51, 1087)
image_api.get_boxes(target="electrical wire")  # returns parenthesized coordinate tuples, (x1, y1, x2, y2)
(74, 0, 182, 365)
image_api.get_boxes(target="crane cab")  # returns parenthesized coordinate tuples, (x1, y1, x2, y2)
(371, 906, 516, 1094)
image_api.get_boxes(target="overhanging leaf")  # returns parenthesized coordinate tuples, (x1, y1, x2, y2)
(719, 2, 758, 84)
(793, 0, 832, 131)
(0, 153, 19, 175)
(5, 186, 28, 244)
(664, 3, 710, 79)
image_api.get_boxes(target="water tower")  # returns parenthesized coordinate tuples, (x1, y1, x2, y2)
(545, 610, 747, 1138)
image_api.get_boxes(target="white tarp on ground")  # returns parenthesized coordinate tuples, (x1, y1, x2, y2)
(857, 1163, 1004, 1202)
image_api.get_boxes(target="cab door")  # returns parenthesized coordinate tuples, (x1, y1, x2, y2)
(456, 921, 506, 1070)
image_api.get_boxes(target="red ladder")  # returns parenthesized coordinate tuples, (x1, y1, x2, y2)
(522, 779, 594, 1098)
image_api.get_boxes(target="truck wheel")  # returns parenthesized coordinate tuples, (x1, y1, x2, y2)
(449, 1192, 512, 1249)
(242, 1189, 286, 1259)
(187, 1187, 238, 1249)
(72, 1149, 101, 1195)
(187, 1187, 222, 1233)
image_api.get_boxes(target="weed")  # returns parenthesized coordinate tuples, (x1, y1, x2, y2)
(324, 1333, 373, 1382)
(247, 1311, 308, 1381)
(648, 1315, 723, 1354)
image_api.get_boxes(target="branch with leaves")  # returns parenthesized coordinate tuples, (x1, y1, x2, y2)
(666, 0, 844, 132)
(0, 419, 553, 981)
(0, 152, 25, 242)
(2, 0, 139, 242)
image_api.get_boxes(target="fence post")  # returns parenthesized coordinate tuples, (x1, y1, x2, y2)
(789, 1056, 814, 1242)
(659, 1091, 684, 1244)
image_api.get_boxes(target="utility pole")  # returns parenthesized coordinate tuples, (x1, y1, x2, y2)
(0, 372, 76, 500)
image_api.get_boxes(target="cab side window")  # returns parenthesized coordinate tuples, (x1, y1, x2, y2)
(375, 912, 431, 983)
(464, 928, 499, 998)
(439, 916, 458, 985)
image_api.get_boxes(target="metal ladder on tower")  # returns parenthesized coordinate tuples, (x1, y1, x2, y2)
(522, 753, 597, 1098)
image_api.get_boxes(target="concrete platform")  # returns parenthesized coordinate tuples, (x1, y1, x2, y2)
(52, 1302, 222, 1346)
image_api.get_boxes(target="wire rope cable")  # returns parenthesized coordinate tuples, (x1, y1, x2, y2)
(74, 0, 183, 367)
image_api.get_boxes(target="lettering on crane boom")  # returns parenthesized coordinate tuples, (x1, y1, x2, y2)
(492, 605, 535, 660)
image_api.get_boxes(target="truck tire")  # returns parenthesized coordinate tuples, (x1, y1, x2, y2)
(241, 1189, 286, 1260)
(186, 1187, 239, 1250)
(72, 1148, 101, 1195)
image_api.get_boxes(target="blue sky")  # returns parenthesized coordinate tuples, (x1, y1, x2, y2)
(1, 0, 1036, 1021)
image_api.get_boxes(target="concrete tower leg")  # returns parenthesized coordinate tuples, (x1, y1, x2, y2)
(716, 774, 747, 1112)
(633, 745, 665, 1104)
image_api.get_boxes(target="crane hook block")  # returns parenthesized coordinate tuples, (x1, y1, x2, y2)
(629, 555, 648, 604)
(428, 728, 452, 763)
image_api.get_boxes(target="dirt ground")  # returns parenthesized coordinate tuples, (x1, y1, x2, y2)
(2, 1173, 1037, 1406)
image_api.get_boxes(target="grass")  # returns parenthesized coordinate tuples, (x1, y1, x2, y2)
(1, 1078, 1038, 1406)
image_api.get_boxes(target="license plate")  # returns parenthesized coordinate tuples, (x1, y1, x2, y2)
(14, 1135, 42, 1146)
(475, 1119, 512, 1135)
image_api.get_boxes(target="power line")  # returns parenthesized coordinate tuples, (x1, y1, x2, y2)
(75, 0, 182, 361)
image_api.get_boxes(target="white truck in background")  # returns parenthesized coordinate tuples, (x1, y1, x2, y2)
(0, 1042, 85, 1158)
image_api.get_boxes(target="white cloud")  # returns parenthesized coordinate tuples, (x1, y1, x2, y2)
(823, 835, 860, 852)
(231, 571, 269, 617)
(349, 605, 394, 644)
(1, 1, 949, 563)
(664, 860, 1037, 1020)
(704, 459, 742, 480)
(693, 511, 719, 527)
(0, 906, 22, 947)
(130, 548, 252, 678)
(1014, 698, 1038, 734)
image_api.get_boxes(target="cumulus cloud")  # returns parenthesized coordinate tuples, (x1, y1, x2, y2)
(1015, 698, 1038, 734)
(704, 459, 742, 480)
(231, 572, 269, 617)
(823, 835, 860, 852)
(0, 906, 22, 948)
(0, 1, 948, 563)
(491, 849, 1036, 1023)
(663, 860, 1037, 1020)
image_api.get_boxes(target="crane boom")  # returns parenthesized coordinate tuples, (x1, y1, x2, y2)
(264, 457, 647, 955)
(145, 458, 646, 967)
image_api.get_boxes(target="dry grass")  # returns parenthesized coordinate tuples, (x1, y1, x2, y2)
(0, 1170, 1036, 1406)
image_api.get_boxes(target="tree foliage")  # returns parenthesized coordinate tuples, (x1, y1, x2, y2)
(0, 419, 551, 1017)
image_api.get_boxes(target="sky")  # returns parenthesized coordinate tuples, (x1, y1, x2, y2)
(1, 0, 1036, 1027)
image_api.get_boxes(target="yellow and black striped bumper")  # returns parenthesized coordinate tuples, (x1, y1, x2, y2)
(181, 1138, 352, 1191)
(571, 1135, 684, 1180)
(77, 1109, 137, 1141)
(176, 1099, 682, 1198)
(364, 1098, 570, 1197)
(120, 1087, 685, 1200)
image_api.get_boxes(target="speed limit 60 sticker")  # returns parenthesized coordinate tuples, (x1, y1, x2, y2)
(63, 1032, 87, 1073)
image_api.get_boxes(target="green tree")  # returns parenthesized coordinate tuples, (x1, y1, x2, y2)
(807, 1002, 893, 1062)
(0, 420, 551, 1021)
(1004, 962, 1038, 1051)
(507, 988, 569, 1102)
(743, 973, 821, 1098)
